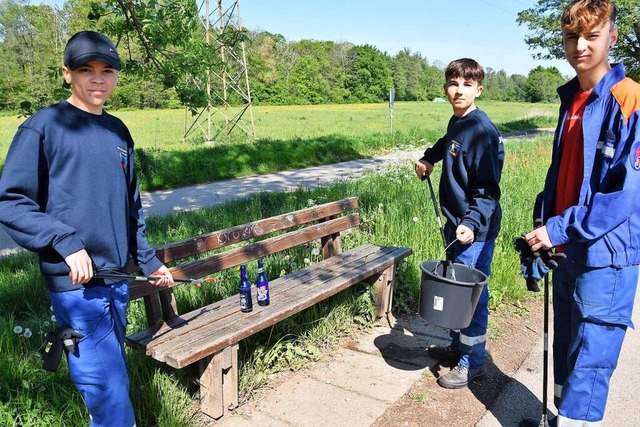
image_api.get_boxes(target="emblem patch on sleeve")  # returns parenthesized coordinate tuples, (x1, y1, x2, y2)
(117, 146, 128, 169)
(633, 144, 640, 171)
(449, 140, 461, 157)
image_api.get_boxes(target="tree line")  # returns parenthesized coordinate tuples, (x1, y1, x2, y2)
(1, 0, 637, 114)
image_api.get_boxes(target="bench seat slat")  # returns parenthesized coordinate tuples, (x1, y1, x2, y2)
(126, 244, 412, 368)
(126, 244, 379, 353)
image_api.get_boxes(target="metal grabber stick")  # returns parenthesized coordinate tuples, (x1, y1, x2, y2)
(540, 270, 551, 427)
(423, 173, 455, 279)
(519, 269, 552, 427)
(79, 271, 216, 286)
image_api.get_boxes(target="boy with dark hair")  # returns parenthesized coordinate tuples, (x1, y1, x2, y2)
(523, 0, 640, 425)
(0, 31, 173, 426)
(415, 58, 504, 389)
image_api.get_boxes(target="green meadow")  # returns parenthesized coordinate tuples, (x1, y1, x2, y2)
(0, 101, 556, 426)
(0, 101, 557, 191)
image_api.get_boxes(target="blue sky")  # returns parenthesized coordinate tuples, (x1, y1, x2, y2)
(239, 0, 575, 77)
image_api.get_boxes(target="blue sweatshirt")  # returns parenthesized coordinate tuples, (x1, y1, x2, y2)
(421, 108, 504, 241)
(0, 100, 162, 291)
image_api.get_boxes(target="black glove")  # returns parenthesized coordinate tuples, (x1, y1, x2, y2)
(513, 236, 566, 292)
(513, 236, 544, 292)
(41, 327, 84, 372)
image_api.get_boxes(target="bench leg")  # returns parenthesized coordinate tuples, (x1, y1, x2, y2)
(371, 265, 396, 319)
(199, 344, 239, 419)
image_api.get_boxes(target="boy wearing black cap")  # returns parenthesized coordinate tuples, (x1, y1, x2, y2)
(0, 31, 173, 426)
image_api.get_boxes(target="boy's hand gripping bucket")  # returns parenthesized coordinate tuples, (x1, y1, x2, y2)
(418, 260, 487, 329)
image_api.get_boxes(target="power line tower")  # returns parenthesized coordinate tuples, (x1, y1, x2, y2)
(183, 0, 255, 143)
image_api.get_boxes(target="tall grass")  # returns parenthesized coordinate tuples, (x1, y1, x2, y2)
(0, 101, 557, 191)
(0, 134, 552, 426)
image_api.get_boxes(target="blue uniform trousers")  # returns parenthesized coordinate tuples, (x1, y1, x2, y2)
(552, 262, 638, 424)
(49, 281, 135, 427)
(445, 225, 495, 369)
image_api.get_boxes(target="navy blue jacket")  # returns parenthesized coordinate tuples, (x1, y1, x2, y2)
(422, 108, 504, 241)
(535, 64, 640, 268)
(0, 101, 162, 291)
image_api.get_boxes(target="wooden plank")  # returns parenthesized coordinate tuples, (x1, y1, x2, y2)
(126, 245, 379, 353)
(222, 344, 239, 413)
(155, 246, 412, 368)
(199, 352, 224, 419)
(129, 214, 360, 300)
(143, 293, 163, 327)
(151, 197, 358, 264)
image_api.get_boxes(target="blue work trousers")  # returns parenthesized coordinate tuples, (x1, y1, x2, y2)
(444, 224, 495, 369)
(552, 262, 638, 423)
(49, 281, 135, 427)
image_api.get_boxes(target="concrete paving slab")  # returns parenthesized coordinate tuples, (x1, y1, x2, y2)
(255, 375, 388, 427)
(348, 314, 452, 369)
(307, 348, 424, 404)
(218, 408, 290, 427)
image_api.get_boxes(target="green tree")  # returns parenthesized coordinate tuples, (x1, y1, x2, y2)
(345, 44, 392, 103)
(517, 0, 640, 80)
(0, 0, 68, 113)
(391, 48, 431, 101)
(525, 66, 565, 102)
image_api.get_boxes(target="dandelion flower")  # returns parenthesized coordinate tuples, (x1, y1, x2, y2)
(51, 315, 56, 322)
(43, 321, 50, 327)
(304, 258, 310, 264)
(413, 217, 419, 222)
(290, 262, 297, 269)
(13, 326, 23, 334)
(23, 329, 32, 338)
(284, 254, 291, 261)
(307, 198, 315, 206)
(311, 248, 320, 256)
(378, 203, 384, 209)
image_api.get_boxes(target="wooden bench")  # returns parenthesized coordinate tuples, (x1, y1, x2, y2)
(125, 197, 412, 419)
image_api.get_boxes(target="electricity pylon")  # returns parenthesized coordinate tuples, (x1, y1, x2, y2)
(183, 0, 255, 142)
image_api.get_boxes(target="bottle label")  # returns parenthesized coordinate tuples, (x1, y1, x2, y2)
(257, 286, 267, 301)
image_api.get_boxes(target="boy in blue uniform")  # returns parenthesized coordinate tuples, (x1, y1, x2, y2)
(524, 1, 640, 425)
(0, 31, 173, 426)
(415, 58, 504, 389)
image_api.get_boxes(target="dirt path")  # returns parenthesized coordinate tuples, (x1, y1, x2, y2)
(373, 297, 544, 427)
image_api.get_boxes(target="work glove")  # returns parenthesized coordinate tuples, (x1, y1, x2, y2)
(513, 235, 566, 292)
(41, 327, 84, 372)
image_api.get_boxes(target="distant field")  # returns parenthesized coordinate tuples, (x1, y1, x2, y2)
(0, 101, 558, 191)
(0, 101, 558, 156)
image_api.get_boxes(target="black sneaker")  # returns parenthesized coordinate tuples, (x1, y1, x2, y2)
(437, 364, 486, 389)
(427, 345, 461, 362)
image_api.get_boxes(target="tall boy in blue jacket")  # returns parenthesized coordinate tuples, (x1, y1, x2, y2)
(415, 58, 504, 389)
(0, 31, 173, 426)
(524, 1, 640, 425)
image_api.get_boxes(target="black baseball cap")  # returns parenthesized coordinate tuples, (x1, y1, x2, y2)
(63, 31, 120, 71)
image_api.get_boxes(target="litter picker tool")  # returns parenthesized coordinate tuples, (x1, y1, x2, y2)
(423, 173, 456, 280)
(71, 270, 216, 286)
(519, 270, 552, 427)
(515, 241, 564, 427)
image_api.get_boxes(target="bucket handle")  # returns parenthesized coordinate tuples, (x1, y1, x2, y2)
(433, 239, 478, 274)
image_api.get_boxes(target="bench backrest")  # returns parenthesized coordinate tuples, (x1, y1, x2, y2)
(130, 197, 360, 326)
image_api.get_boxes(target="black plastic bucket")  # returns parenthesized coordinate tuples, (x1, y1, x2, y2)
(419, 260, 488, 330)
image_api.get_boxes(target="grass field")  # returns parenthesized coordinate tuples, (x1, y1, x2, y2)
(0, 101, 556, 426)
(0, 101, 558, 191)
